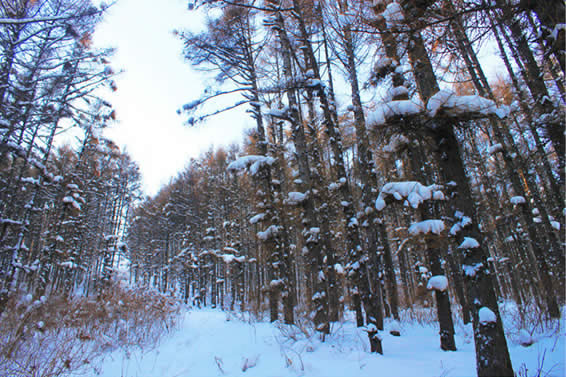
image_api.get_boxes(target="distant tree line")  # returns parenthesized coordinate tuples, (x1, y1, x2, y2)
(0, 0, 140, 312)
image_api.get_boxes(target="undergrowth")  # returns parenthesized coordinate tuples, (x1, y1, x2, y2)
(0, 284, 180, 377)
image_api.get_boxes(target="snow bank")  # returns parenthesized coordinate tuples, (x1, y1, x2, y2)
(518, 329, 534, 347)
(95, 308, 565, 377)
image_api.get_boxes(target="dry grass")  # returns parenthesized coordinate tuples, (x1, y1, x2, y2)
(0, 284, 180, 377)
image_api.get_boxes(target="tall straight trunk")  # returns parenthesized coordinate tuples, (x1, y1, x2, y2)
(522, 0, 565, 74)
(492, 3, 564, 173)
(340, 7, 400, 322)
(451, 14, 563, 314)
(267, 8, 330, 333)
(290, 0, 383, 352)
(241, 19, 294, 322)
(395, 1, 514, 375)
(407, 142, 456, 351)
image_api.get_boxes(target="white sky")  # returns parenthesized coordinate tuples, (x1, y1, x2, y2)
(92, 0, 251, 196)
(88, 0, 504, 197)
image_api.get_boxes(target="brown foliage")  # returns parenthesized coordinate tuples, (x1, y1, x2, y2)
(0, 285, 180, 377)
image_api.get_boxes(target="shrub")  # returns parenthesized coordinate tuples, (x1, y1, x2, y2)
(0, 284, 180, 377)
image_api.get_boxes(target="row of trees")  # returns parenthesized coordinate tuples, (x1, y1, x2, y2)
(127, 0, 562, 376)
(0, 0, 140, 313)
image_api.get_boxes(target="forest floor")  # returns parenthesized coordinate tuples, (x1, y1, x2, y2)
(94, 306, 565, 377)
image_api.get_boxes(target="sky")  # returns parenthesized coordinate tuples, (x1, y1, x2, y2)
(88, 0, 504, 197)
(92, 0, 252, 196)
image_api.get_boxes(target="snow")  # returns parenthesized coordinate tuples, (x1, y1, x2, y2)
(221, 254, 245, 264)
(249, 213, 265, 224)
(269, 279, 283, 288)
(478, 307, 497, 325)
(550, 23, 566, 40)
(458, 237, 480, 249)
(427, 275, 448, 292)
(518, 329, 534, 347)
(62, 196, 81, 211)
(449, 223, 462, 235)
(382, 134, 409, 153)
(367, 99, 423, 127)
(376, 181, 444, 211)
(488, 143, 503, 154)
(59, 261, 78, 269)
(95, 307, 565, 377)
(347, 217, 359, 228)
(426, 90, 506, 119)
(267, 106, 288, 118)
(20, 176, 40, 185)
(389, 86, 409, 99)
(408, 219, 445, 236)
(510, 196, 526, 205)
(227, 155, 275, 175)
(382, 1, 404, 28)
(257, 225, 279, 241)
(286, 191, 307, 205)
(334, 263, 345, 275)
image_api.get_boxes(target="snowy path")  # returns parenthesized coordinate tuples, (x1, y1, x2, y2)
(96, 308, 565, 377)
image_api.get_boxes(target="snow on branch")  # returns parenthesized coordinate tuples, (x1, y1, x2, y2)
(249, 213, 266, 224)
(220, 254, 246, 263)
(510, 196, 526, 205)
(227, 155, 275, 176)
(367, 90, 510, 129)
(458, 237, 480, 249)
(427, 90, 508, 119)
(260, 72, 326, 95)
(375, 181, 445, 211)
(478, 307, 497, 325)
(382, 134, 409, 154)
(487, 143, 503, 155)
(427, 275, 448, 291)
(367, 99, 423, 127)
(0, 7, 102, 25)
(408, 220, 445, 236)
(257, 225, 279, 241)
(285, 192, 307, 205)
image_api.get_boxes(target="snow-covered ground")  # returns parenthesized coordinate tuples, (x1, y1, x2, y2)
(96, 308, 565, 377)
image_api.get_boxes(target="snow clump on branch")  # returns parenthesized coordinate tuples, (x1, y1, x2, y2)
(375, 181, 444, 211)
(227, 155, 275, 176)
(427, 275, 448, 291)
(408, 220, 445, 236)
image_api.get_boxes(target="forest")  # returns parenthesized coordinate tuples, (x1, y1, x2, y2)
(0, 0, 564, 376)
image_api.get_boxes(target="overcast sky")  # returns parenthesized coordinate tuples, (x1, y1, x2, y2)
(92, 0, 251, 196)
